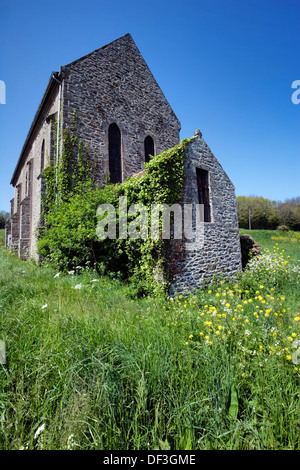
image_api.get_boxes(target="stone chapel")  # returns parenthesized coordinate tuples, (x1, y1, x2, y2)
(6, 33, 242, 293)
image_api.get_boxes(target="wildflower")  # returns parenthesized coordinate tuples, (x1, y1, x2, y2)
(245, 330, 251, 336)
(67, 434, 76, 450)
(68, 270, 75, 275)
(34, 423, 45, 440)
(74, 284, 82, 290)
(286, 355, 292, 361)
(288, 337, 294, 342)
(54, 273, 60, 278)
(189, 334, 194, 339)
(91, 279, 99, 282)
(41, 304, 48, 310)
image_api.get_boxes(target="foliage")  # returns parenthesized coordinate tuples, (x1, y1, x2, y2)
(38, 111, 192, 296)
(236, 196, 279, 230)
(0, 228, 299, 450)
(237, 196, 300, 231)
(0, 211, 10, 229)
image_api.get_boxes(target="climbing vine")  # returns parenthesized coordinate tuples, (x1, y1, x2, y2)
(38, 111, 193, 296)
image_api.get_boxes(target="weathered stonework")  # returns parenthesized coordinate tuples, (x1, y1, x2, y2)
(7, 33, 242, 293)
(8, 34, 180, 259)
(168, 131, 242, 294)
(62, 34, 180, 182)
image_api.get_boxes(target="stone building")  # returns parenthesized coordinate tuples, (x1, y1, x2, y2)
(168, 130, 242, 294)
(6, 33, 242, 292)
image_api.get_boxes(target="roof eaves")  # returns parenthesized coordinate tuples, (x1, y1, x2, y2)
(10, 71, 61, 186)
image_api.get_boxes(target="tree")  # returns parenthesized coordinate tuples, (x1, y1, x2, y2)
(236, 196, 279, 230)
(0, 211, 10, 229)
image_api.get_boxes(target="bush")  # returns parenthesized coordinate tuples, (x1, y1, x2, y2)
(277, 224, 290, 232)
(38, 113, 192, 296)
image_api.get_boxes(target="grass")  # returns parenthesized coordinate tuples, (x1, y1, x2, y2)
(0, 228, 299, 450)
(240, 228, 300, 265)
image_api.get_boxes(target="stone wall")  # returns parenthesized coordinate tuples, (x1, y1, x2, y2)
(168, 131, 242, 294)
(8, 86, 60, 259)
(62, 33, 181, 183)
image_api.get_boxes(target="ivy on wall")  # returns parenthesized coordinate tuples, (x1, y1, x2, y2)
(38, 110, 193, 296)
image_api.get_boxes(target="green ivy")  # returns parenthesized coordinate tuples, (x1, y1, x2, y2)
(38, 112, 193, 296)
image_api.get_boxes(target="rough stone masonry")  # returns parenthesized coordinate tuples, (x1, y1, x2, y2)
(6, 33, 242, 293)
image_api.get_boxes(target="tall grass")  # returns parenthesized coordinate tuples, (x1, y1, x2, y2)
(0, 229, 299, 450)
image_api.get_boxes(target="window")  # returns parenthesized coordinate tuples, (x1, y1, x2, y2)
(144, 135, 154, 163)
(25, 171, 29, 197)
(108, 123, 121, 183)
(41, 140, 45, 171)
(196, 168, 211, 222)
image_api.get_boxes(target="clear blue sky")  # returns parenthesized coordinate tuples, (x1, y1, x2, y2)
(0, 0, 299, 212)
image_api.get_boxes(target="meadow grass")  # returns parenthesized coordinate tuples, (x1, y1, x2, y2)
(0, 229, 299, 450)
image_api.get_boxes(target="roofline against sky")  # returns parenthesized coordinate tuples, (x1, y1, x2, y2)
(10, 71, 62, 186)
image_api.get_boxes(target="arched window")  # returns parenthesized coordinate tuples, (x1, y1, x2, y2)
(144, 135, 154, 163)
(108, 123, 121, 183)
(41, 139, 45, 172)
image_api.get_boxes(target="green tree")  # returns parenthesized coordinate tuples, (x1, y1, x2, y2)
(0, 211, 10, 229)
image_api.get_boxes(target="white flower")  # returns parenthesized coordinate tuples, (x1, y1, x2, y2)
(67, 434, 76, 450)
(91, 279, 99, 282)
(41, 304, 48, 310)
(68, 270, 75, 275)
(54, 273, 60, 278)
(245, 329, 251, 336)
(74, 284, 82, 289)
(34, 423, 45, 439)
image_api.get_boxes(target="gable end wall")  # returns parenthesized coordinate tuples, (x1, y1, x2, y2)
(169, 133, 242, 294)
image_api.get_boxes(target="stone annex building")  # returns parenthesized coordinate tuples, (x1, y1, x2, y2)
(6, 33, 242, 292)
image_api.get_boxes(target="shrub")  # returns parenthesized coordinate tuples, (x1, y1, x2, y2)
(38, 111, 193, 296)
(277, 224, 290, 232)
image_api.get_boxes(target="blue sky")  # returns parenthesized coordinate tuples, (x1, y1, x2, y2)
(0, 0, 299, 212)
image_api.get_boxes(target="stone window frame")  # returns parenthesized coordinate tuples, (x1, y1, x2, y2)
(46, 112, 58, 167)
(40, 139, 45, 172)
(194, 163, 213, 223)
(108, 122, 123, 184)
(144, 134, 155, 163)
(24, 160, 32, 199)
(15, 183, 22, 214)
